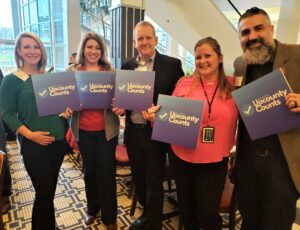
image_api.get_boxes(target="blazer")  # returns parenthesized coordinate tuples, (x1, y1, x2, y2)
(0, 72, 6, 152)
(0, 68, 3, 84)
(233, 40, 300, 192)
(121, 51, 184, 138)
(67, 64, 119, 142)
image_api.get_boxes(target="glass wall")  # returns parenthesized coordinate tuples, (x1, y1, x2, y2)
(0, 0, 67, 73)
(19, 0, 67, 71)
(0, 0, 15, 75)
(0, 44, 16, 75)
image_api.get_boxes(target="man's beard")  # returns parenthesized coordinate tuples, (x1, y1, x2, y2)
(243, 38, 276, 64)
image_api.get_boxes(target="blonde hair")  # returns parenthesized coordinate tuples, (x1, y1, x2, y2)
(76, 32, 113, 71)
(14, 32, 47, 73)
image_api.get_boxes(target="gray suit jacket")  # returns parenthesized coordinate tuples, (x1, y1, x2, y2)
(233, 40, 300, 192)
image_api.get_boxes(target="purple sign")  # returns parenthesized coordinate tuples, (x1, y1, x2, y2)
(232, 68, 300, 140)
(114, 70, 155, 110)
(75, 71, 115, 109)
(32, 72, 80, 117)
(151, 94, 204, 149)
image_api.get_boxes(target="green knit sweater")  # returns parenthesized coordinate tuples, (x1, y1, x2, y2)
(0, 73, 65, 140)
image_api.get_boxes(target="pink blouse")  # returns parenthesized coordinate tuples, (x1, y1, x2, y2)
(171, 75, 238, 163)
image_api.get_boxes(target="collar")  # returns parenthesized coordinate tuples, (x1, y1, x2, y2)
(136, 51, 156, 65)
(13, 69, 30, 81)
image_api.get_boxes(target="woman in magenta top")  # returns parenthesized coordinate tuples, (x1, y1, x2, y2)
(149, 37, 238, 230)
(67, 32, 119, 230)
(173, 37, 238, 230)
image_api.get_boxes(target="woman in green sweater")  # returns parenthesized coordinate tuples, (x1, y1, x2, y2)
(0, 32, 65, 230)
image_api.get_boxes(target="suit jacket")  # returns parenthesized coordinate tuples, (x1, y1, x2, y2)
(122, 51, 184, 139)
(233, 40, 300, 192)
(0, 68, 3, 84)
(0, 70, 6, 152)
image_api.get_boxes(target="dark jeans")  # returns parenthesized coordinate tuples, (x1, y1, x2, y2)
(126, 126, 167, 230)
(169, 152, 228, 230)
(21, 138, 66, 230)
(236, 147, 299, 230)
(78, 130, 118, 225)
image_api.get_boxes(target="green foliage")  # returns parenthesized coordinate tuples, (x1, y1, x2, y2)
(80, 0, 111, 15)
(184, 68, 194, 76)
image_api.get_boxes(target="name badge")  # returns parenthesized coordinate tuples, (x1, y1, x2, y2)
(202, 126, 215, 144)
(235, 76, 243, 87)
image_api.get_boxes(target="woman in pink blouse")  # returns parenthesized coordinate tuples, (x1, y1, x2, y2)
(149, 37, 238, 230)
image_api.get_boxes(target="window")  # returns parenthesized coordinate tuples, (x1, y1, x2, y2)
(39, 22, 51, 42)
(29, 1, 38, 24)
(54, 21, 63, 43)
(53, 0, 63, 21)
(37, 0, 50, 22)
(30, 24, 39, 36)
(23, 4, 30, 26)
(54, 45, 66, 71)
(45, 45, 52, 68)
(0, 44, 16, 75)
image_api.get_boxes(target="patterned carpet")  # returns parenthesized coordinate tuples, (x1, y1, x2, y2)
(3, 141, 300, 230)
(3, 142, 179, 230)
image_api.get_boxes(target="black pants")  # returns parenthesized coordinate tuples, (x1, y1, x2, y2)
(3, 122, 16, 141)
(0, 120, 12, 196)
(236, 147, 299, 230)
(126, 126, 167, 230)
(3, 156, 12, 196)
(78, 130, 118, 225)
(169, 152, 228, 230)
(21, 138, 66, 230)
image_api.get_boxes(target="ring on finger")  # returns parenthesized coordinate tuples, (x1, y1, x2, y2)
(294, 101, 298, 108)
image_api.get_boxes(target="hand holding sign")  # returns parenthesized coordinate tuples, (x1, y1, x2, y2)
(285, 93, 300, 113)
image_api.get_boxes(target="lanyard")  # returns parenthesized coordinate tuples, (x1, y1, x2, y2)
(199, 78, 219, 121)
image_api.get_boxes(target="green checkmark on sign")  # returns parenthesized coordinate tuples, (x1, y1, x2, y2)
(39, 89, 47, 97)
(81, 85, 88, 92)
(118, 84, 126, 92)
(243, 104, 254, 116)
(159, 112, 168, 121)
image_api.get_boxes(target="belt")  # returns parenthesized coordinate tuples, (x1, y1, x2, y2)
(255, 147, 271, 157)
(130, 123, 150, 129)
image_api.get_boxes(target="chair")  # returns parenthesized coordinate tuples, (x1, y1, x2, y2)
(0, 151, 6, 230)
(115, 116, 134, 198)
(115, 144, 131, 177)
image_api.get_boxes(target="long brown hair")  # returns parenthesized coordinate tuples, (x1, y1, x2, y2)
(14, 32, 47, 73)
(76, 32, 113, 71)
(194, 37, 233, 99)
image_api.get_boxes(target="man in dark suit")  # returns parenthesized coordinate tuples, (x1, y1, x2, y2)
(121, 21, 184, 229)
(233, 7, 300, 230)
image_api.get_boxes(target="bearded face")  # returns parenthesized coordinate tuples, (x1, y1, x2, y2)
(243, 37, 276, 64)
(239, 14, 276, 65)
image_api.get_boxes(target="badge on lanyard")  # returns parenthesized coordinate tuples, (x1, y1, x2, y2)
(199, 77, 218, 144)
(202, 125, 215, 143)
